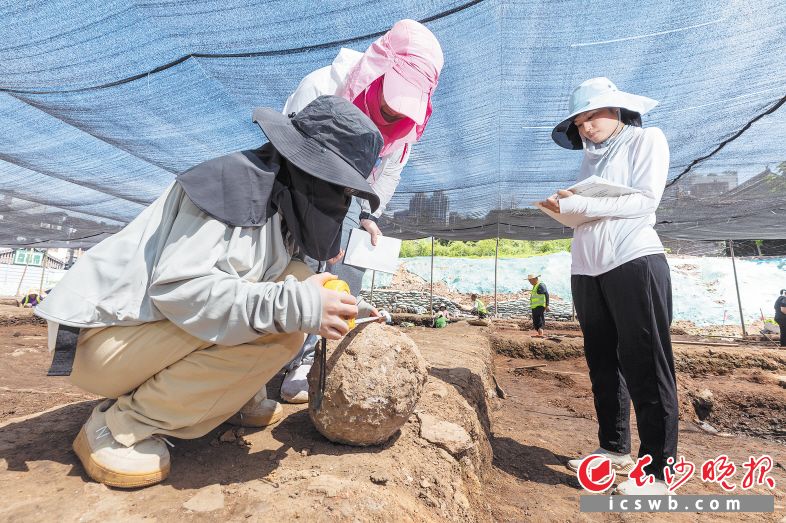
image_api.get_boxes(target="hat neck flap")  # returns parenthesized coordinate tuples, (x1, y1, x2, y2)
(176, 146, 279, 228)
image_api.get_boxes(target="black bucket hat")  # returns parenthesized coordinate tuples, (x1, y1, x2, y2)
(253, 95, 383, 212)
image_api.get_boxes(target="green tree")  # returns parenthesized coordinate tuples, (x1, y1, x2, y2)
(398, 239, 572, 258)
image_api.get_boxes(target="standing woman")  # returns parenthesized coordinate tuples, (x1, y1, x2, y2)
(277, 19, 443, 404)
(542, 77, 676, 495)
(235, 19, 443, 414)
(284, 18, 443, 288)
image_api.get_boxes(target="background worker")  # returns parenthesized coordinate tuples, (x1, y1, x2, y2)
(470, 294, 488, 319)
(19, 288, 47, 308)
(775, 288, 786, 347)
(527, 274, 549, 336)
(433, 305, 449, 328)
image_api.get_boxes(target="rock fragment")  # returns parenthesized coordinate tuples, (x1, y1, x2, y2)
(182, 485, 225, 513)
(417, 412, 473, 455)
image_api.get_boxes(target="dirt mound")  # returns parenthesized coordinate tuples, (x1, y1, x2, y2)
(0, 305, 45, 327)
(489, 333, 584, 361)
(672, 320, 744, 338)
(700, 389, 786, 441)
(391, 313, 439, 326)
(511, 318, 690, 335)
(514, 319, 582, 332)
(673, 346, 786, 376)
(513, 367, 576, 387)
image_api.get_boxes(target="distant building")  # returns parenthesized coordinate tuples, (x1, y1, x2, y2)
(0, 248, 67, 270)
(681, 171, 738, 199)
(718, 165, 784, 203)
(393, 191, 450, 226)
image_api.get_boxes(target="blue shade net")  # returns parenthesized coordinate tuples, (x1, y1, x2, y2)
(1, 0, 785, 248)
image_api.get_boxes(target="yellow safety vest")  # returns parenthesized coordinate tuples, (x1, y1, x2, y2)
(475, 299, 488, 314)
(530, 282, 546, 309)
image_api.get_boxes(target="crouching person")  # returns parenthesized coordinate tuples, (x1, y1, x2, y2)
(34, 96, 383, 488)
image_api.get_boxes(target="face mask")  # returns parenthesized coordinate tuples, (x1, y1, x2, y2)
(271, 159, 352, 261)
(354, 76, 415, 157)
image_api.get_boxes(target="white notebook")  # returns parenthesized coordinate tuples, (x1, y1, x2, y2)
(343, 228, 402, 274)
(535, 176, 641, 228)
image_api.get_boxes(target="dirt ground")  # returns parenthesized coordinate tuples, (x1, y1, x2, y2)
(1, 304, 784, 521)
(485, 326, 786, 522)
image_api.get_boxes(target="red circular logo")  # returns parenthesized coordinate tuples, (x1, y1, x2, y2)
(577, 455, 616, 492)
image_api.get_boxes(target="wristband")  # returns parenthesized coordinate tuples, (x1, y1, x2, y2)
(359, 211, 379, 223)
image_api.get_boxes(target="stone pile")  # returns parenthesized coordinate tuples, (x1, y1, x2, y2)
(359, 290, 461, 316)
(360, 289, 574, 320)
(490, 298, 573, 320)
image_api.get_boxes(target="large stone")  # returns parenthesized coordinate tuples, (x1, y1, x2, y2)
(417, 412, 474, 455)
(308, 323, 428, 446)
(692, 388, 714, 420)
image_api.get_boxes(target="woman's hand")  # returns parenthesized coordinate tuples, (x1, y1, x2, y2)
(360, 219, 383, 246)
(306, 272, 358, 340)
(538, 189, 574, 214)
(327, 249, 345, 265)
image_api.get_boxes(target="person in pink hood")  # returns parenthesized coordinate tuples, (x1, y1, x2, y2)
(231, 20, 444, 418)
(286, 18, 443, 256)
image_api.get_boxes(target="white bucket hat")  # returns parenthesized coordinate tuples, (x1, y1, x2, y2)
(551, 77, 658, 150)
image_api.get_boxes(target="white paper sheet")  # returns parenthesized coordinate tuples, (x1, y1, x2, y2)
(568, 175, 642, 198)
(343, 228, 402, 274)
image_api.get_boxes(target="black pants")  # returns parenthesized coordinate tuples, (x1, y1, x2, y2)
(777, 317, 786, 346)
(532, 306, 546, 330)
(571, 254, 677, 479)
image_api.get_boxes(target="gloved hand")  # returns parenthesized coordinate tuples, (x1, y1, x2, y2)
(356, 299, 392, 324)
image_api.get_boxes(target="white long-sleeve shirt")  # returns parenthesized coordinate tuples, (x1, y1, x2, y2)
(283, 48, 410, 218)
(559, 126, 669, 276)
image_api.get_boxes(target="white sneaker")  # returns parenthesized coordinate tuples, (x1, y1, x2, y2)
(228, 389, 283, 427)
(280, 363, 311, 404)
(567, 447, 635, 476)
(73, 400, 171, 488)
(615, 477, 670, 495)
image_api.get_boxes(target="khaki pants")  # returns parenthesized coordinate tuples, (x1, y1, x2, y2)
(70, 260, 313, 447)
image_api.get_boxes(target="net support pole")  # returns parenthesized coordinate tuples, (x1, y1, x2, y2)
(728, 240, 747, 337)
(369, 270, 376, 304)
(494, 237, 499, 317)
(429, 237, 435, 316)
(38, 249, 48, 294)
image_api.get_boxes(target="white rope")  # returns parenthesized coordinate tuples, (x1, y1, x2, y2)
(570, 18, 726, 48)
